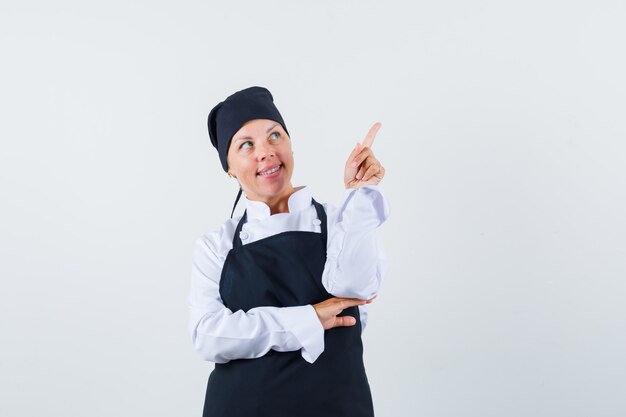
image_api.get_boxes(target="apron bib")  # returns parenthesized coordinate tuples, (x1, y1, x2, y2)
(203, 199, 374, 417)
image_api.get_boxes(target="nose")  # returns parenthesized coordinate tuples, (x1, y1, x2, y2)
(255, 141, 275, 160)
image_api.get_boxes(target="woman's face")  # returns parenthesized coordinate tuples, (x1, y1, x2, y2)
(227, 118, 294, 204)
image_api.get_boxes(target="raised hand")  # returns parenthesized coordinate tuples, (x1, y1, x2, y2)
(344, 122, 386, 189)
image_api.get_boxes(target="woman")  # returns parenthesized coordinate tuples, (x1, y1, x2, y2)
(189, 86, 389, 417)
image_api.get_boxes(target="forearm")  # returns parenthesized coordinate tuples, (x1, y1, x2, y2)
(189, 303, 324, 364)
(322, 185, 390, 299)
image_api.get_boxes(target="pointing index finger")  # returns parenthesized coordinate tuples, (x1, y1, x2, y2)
(362, 122, 381, 148)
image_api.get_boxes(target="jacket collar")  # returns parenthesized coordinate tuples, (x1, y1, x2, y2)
(243, 186, 311, 221)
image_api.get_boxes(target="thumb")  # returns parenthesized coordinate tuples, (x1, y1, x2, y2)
(335, 315, 357, 327)
(346, 142, 363, 168)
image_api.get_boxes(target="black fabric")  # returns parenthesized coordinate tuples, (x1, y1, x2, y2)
(208, 86, 289, 172)
(230, 187, 243, 219)
(202, 199, 374, 417)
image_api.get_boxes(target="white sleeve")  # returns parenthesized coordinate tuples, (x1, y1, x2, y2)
(188, 234, 325, 364)
(322, 185, 390, 300)
(358, 304, 369, 334)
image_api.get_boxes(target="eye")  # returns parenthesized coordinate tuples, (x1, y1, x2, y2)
(269, 132, 280, 140)
(239, 140, 253, 150)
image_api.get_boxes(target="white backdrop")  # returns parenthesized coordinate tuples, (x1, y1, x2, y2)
(1, 1, 625, 416)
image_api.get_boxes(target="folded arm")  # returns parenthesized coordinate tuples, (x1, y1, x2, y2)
(188, 235, 325, 364)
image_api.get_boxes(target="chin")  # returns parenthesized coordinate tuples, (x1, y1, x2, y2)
(250, 180, 293, 202)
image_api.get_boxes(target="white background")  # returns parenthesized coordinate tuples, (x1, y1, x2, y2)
(1, 1, 625, 416)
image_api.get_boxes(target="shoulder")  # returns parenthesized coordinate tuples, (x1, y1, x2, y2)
(193, 216, 242, 261)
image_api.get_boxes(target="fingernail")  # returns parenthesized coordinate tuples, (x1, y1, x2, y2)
(356, 172, 363, 179)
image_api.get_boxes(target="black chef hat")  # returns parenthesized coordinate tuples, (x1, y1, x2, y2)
(207, 86, 289, 172)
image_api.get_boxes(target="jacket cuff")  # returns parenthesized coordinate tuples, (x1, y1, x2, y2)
(278, 305, 325, 363)
(342, 185, 390, 227)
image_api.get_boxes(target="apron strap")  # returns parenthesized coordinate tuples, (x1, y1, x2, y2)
(232, 209, 248, 252)
(230, 187, 243, 219)
(311, 198, 327, 249)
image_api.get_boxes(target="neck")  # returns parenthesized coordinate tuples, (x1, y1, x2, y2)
(247, 184, 296, 215)
(267, 185, 296, 214)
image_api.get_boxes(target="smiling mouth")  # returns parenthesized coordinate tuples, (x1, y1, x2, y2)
(257, 164, 282, 176)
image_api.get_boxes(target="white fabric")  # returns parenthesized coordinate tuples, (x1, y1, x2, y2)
(188, 185, 389, 364)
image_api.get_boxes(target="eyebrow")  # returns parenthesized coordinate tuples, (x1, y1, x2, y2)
(233, 123, 280, 142)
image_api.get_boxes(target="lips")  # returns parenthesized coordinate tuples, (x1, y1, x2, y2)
(257, 164, 282, 176)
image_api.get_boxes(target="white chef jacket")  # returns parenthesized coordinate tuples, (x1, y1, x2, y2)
(188, 184, 389, 364)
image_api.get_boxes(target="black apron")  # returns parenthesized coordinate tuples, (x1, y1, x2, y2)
(202, 199, 374, 417)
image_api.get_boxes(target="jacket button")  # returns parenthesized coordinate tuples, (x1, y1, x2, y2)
(312, 219, 321, 226)
(239, 231, 249, 240)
